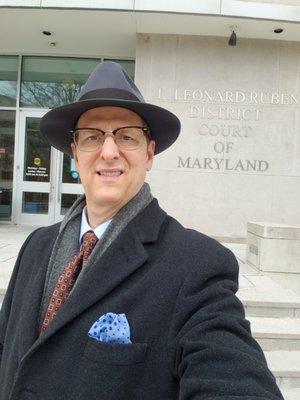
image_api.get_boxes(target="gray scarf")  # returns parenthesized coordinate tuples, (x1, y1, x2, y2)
(39, 183, 153, 324)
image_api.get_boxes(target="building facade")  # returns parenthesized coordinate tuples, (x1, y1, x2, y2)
(1, 0, 300, 239)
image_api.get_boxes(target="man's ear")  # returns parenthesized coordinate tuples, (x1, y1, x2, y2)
(71, 143, 78, 167)
(71, 142, 78, 164)
(146, 140, 155, 171)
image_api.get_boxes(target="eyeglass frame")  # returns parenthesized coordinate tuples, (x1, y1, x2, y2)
(69, 126, 151, 152)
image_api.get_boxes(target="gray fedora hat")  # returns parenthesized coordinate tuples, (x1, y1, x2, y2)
(40, 61, 180, 155)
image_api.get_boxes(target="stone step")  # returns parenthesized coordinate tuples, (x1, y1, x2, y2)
(265, 351, 300, 390)
(237, 275, 300, 318)
(249, 317, 300, 351)
(281, 388, 300, 400)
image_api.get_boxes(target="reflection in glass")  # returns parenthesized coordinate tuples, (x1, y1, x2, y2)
(0, 111, 16, 220)
(61, 194, 81, 215)
(62, 153, 80, 184)
(20, 56, 100, 108)
(0, 56, 18, 107)
(20, 57, 135, 109)
(23, 117, 50, 182)
(104, 59, 135, 79)
(22, 192, 49, 214)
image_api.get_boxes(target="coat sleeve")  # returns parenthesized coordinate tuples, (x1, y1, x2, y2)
(0, 229, 41, 367)
(167, 245, 284, 400)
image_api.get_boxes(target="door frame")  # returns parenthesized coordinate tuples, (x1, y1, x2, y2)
(12, 109, 83, 225)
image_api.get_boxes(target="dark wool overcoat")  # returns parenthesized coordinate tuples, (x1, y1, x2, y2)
(0, 200, 283, 400)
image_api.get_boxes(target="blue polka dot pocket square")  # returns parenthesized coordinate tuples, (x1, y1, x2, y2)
(88, 312, 132, 344)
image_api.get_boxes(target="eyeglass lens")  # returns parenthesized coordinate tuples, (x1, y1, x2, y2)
(74, 127, 147, 151)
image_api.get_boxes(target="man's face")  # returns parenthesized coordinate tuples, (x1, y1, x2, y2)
(71, 106, 155, 213)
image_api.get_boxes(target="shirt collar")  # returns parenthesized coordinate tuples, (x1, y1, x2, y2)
(80, 206, 111, 244)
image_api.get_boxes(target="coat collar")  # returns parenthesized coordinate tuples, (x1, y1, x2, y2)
(25, 199, 166, 358)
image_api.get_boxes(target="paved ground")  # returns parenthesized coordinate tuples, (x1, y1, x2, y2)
(0, 224, 37, 290)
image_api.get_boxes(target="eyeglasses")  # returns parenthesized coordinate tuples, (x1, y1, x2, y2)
(70, 126, 150, 152)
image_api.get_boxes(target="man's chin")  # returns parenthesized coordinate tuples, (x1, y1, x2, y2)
(89, 190, 125, 210)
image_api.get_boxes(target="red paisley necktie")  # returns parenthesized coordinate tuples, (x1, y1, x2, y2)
(40, 231, 98, 334)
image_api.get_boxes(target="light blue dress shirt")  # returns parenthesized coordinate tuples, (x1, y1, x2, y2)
(79, 206, 111, 244)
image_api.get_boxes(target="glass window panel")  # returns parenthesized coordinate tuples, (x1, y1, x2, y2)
(0, 56, 18, 107)
(23, 117, 50, 182)
(61, 193, 81, 215)
(62, 153, 80, 184)
(104, 59, 135, 79)
(20, 56, 100, 108)
(0, 111, 15, 220)
(22, 192, 49, 214)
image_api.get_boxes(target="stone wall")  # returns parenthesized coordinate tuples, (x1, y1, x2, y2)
(136, 34, 300, 238)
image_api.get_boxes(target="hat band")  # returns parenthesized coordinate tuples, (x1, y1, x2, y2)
(79, 88, 143, 102)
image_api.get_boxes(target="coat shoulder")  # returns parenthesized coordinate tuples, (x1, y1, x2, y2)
(37, 221, 61, 237)
(160, 215, 237, 277)
(164, 214, 231, 255)
(22, 222, 61, 251)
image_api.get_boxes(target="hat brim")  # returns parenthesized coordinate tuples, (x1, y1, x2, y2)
(40, 99, 180, 155)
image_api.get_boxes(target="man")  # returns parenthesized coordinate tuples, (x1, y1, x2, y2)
(0, 61, 283, 400)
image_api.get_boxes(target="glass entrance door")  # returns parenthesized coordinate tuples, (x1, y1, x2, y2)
(0, 111, 16, 221)
(14, 110, 83, 225)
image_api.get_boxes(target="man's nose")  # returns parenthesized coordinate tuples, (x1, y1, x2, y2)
(99, 135, 120, 160)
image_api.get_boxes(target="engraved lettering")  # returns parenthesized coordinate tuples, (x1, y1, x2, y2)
(204, 90, 213, 102)
(234, 160, 245, 171)
(246, 160, 257, 171)
(214, 142, 225, 153)
(224, 159, 233, 170)
(177, 157, 270, 172)
(226, 142, 234, 153)
(271, 93, 280, 104)
(258, 160, 269, 172)
(216, 91, 224, 102)
(178, 157, 191, 168)
(189, 105, 201, 118)
(236, 91, 246, 103)
(207, 108, 217, 118)
(250, 92, 258, 104)
(192, 90, 202, 101)
(225, 92, 234, 102)
(204, 158, 213, 169)
(291, 94, 298, 104)
(192, 158, 201, 168)
(214, 158, 223, 169)
(210, 125, 219, 136)
(198, 124, 209, 135)
(184, 89, 192, 100)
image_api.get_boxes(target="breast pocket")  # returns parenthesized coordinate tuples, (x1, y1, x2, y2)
(71, 338, 148, 400)
(83, 337, 147, 365)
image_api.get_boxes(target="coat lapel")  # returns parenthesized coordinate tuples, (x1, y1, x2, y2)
(18, 226, 60, 357)
(27, 200, 166, 354)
